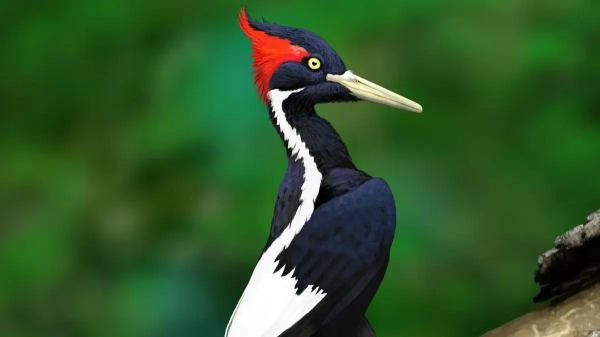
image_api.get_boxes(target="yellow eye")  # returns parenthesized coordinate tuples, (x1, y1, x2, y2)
(307, 57, 321, 70)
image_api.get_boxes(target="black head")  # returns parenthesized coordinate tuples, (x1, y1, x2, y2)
(239, 8, 423, 112)
(239, 8, 354, 105)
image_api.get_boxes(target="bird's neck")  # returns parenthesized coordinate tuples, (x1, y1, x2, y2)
(268, 90, 355, 173)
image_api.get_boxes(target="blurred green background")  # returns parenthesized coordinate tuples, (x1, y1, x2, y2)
(1, 0, 599, 336)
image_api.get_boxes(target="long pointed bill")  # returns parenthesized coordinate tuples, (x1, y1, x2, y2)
(326, 71, 422, 113)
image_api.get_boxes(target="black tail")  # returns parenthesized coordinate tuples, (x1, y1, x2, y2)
(312, 317, 376, 337)
(356, 318, 376, 337)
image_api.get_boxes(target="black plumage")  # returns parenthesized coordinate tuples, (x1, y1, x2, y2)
(275, 177, 395, 337)
(260, 85, 395, 337)
(226, 8, 422, 337)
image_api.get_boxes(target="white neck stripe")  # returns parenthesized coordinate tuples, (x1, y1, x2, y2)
(268, 88, 322, 242)
(224, 88, 326, 337)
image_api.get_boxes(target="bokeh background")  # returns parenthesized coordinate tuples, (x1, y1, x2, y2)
(1, 0, 599, 336)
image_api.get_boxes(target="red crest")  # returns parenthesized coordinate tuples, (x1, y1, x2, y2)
(238, 8, 310, 104)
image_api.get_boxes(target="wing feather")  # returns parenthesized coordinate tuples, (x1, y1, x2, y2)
(226, 178, 395, 337)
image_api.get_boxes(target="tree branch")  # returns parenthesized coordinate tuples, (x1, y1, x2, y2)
(482, 210, 600, 337)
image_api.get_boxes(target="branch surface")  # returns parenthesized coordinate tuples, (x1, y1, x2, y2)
(482, 283, 600, 337)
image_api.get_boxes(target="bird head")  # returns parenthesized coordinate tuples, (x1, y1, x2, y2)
(238, 8, 422, 113)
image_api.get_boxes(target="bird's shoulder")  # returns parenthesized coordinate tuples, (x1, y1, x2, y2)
(315, 168, 372, 208)
(274, 174, 397, 291)
(323, 168, 394, 206)
(301, 174, 397, 249)
(316, 169, 396, 234)
(269, 167, 394, 241)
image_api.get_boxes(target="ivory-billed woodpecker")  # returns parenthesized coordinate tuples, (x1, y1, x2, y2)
(225, 8, 423, 337)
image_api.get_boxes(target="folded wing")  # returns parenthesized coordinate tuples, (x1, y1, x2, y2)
(225, 178, 396, 337)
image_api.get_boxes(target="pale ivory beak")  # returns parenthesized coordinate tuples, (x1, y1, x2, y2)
(326, 71, 422, 113)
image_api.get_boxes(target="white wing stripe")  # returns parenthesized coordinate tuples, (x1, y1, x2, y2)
(225, 89, 326, 337)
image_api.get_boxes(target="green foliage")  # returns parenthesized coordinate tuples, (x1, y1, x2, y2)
(1, 0, 598, 336)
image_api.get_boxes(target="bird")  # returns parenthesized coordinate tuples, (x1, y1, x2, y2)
(225, 8, 423, 337)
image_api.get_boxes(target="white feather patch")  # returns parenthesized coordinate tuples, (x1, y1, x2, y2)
(225, 89, 326, 337)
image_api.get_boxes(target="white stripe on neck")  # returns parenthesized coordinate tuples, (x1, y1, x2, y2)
(269, 88, 322, 240)
(224, 88, 326, 337)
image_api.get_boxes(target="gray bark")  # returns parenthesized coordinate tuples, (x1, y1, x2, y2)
(482, 210, 600, 337)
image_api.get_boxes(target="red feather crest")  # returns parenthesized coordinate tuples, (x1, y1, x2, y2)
(238, 8, 310, 104)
